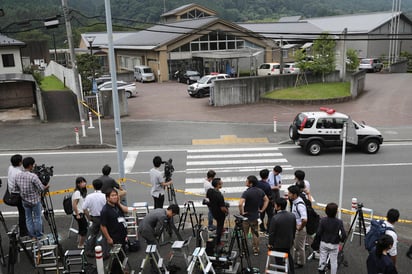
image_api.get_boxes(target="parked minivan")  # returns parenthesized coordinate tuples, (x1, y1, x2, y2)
(134, 65, 155, 83)
(257, 63, 281, 76)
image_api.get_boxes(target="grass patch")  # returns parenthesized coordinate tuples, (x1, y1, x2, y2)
(40, 75, 70, 91)
(262, 82, 351, 100)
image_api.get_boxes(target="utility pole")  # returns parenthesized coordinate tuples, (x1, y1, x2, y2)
(61, 0, 86, 137)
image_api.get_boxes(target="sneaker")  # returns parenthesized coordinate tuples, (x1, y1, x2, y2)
(77, 245, 84, 249)
(253, 251, 259, 256)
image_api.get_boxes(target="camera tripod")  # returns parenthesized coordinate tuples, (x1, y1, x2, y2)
(158, 216, 183, 246)
(216, 215, 259, 273)
(0, 211, 34, 274)
(344, 202, 367, 248)
(41, 189, 64, 264)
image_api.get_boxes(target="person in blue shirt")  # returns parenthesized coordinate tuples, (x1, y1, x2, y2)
(367, 234, 398, 274)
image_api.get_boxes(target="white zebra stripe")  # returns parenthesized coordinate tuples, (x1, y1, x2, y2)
(186, 165, 293, 174)
(187, 153, 283, 159)
(187, 158, 288, 166)
(185, 174, 296, 184)
(188, 147, 279, 153)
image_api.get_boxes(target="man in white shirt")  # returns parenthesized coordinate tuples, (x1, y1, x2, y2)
(150, 156, 173, 209)
(288, 185, 308, 268)
(384, 208, 400, 266)
(82, 179, 106, 256)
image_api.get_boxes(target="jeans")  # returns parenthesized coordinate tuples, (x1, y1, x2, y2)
(208, 209, 217, 228)
(85, 216, 101, 255)
(319, 241, 339, 274)
(22, 201, 43, 239)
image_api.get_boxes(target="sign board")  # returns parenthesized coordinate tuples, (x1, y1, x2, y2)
(92, 79, 98, 94)
(344, 117, 358, 145)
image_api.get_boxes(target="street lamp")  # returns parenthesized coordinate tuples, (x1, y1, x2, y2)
(86, 35, 96, 93)
(85, 35, 95, 56)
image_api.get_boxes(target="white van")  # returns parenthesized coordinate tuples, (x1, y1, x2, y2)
(257, 63, 281, 76)
(134, 65, 155, 83)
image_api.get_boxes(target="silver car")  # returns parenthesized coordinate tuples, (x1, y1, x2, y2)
(98, 81, 138, 98)
(359, 58, 383, 72)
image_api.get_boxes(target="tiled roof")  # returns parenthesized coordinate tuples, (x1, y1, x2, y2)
(0, 34, 25, 47)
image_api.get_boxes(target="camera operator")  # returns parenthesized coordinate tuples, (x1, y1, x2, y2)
(15, 157, 49, 240)
(206, 178, 228, 249)
(150, 156, 173, 209)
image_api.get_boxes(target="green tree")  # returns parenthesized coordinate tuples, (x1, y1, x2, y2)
(312, 33, 336, 82)
(346, 48, 360, 71)
(77, 54, 101, 95)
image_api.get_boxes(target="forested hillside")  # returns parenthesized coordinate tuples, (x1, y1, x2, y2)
(1, 0, 412, 47)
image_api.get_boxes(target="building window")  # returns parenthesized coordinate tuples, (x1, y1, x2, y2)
(2, 54, 15, 67)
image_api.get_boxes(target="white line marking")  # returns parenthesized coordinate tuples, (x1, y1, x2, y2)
(187, 159, 288, 166)
(124, 151, 139, 174)
(185, 174, 295, 184)
(186, 165, 294, 174)
(187, 153, 283, 159)
(188, 147, 279, 153)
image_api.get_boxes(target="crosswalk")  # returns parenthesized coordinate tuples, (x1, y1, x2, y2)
(184, 147, 295, 207)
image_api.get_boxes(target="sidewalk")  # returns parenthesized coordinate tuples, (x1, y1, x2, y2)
(1, 211, 410, 273)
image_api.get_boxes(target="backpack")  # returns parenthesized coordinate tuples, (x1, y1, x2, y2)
(63, 194, 73, 215)
(295, 193, 320, 235)
(364, 220, 394, 252)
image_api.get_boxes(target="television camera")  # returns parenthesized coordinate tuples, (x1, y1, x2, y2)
(162, 158, 177, 204)
(33, 164, 53, 185)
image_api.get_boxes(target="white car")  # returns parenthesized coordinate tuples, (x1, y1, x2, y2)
(187, 74, 230, 97)
(97, 81, 138, 98)
(289, 107, 383, 155)
(283, 63, 301, 74)
(257, 63, 281, 76)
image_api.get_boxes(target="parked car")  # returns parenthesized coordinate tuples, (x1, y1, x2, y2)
(289, 107, 383, 155)
(187, 74, 230, 98)
(98, 81, 138, 98)
(358, 58, 383, 72)
(174, 70, 201, 84)
(257, 63, 281, 76)
(283, 63, 301, 74)
(134, 65, 155, 82)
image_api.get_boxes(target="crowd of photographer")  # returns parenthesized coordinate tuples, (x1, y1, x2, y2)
(3, 153, 407, 273)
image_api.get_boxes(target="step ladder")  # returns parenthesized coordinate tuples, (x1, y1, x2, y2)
(63, 249, 87, 273)
(106, 244, 134, 274)
(169, 237, 192, 267)
(178, 201, 199, 236)
(133, 202, 150, 226)
(35, 244, 61, 273)
(265, 250, 288, 274)
(187, 247, 215, 274)
(139, 245, 169, 274)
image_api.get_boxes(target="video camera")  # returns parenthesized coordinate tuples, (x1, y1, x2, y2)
(234, 214, 248, 225)
(162, 158, 174, 182)
(33, 164, 53, 185)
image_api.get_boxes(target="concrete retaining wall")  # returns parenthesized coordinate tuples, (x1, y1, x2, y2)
(212, 71, 355, 106)
(390, 60, 408, 73)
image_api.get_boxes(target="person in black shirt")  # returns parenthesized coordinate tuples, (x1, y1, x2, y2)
(268, 197, 296, 274)
(256, 169, 274, 233)
(206, 178, 228, 249)
(314, 202, 346, 274)
(367, 235, 398, 274)
(100, 188, 129, 274)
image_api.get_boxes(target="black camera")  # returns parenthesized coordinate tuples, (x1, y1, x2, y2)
(33, 164, 53, 185)
(234, 214, 248, 225)
(162, 158, 174, 182)
(357, 202, 364, 209)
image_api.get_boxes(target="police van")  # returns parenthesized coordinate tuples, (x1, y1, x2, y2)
(289, 107, 383, 155)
